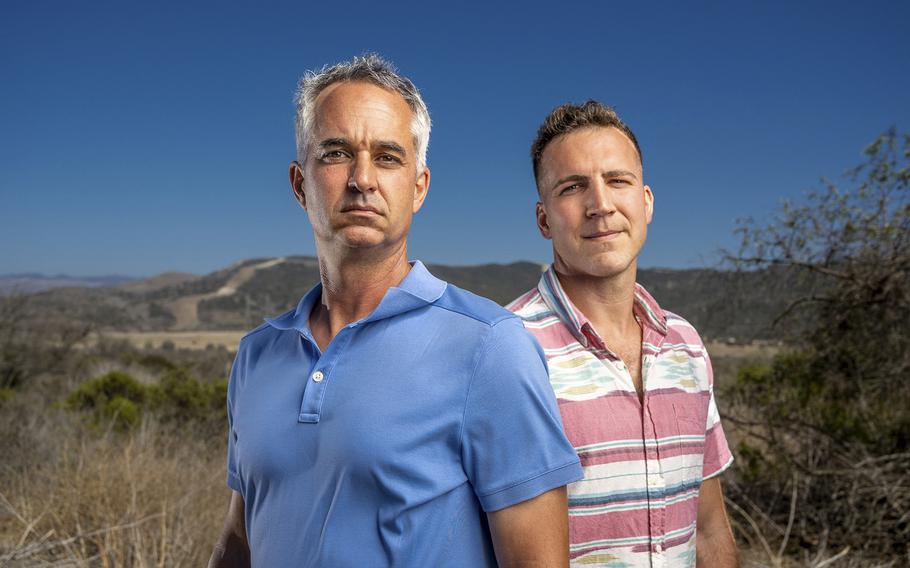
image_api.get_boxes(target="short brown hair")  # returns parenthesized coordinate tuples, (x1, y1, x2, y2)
(530, 100, 642, 187)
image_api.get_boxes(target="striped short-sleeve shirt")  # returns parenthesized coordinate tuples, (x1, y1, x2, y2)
(507, 266, 734, 567)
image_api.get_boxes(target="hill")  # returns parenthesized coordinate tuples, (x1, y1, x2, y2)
(10, 257, 800, 341)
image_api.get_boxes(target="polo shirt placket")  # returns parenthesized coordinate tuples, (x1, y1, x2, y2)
(296, 324, 355, 423)
(272, 269, 450, 424)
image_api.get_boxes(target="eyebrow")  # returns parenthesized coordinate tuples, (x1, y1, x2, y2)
(375, 141, 407, 156)
(317, 138, 348, 149)
(550, 170, 640, 192)
(316, 138, 407, 157)
(603, 169, 638, 181)
(550, 174, 588, 192)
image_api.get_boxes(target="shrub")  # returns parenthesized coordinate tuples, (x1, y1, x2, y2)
(154, 368, 227, 427)
(65, 371, 148, 430)
(65, 365, 227, 433)
(725, 130, 910, 560)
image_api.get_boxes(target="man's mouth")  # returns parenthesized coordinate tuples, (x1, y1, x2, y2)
(583, 230, 622, 240)
(342, 205, 382, 215)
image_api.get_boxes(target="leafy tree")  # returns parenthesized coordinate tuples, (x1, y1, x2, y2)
(725, 130, 909, 559)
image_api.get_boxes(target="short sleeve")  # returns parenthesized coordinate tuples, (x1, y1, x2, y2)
(702, 349, 734, 479)
(226, 346, 243, 492)
(460, 317, 583, 512)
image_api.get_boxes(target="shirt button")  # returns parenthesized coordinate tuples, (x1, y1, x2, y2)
(312, 370, 324, 382)
(654, 543, 663, 553)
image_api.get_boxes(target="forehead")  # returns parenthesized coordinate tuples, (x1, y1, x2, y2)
(539, 126, 641, 181)
(311, 81, 413, 139)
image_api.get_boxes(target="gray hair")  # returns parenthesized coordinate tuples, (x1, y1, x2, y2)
(294, 53, 432, 173)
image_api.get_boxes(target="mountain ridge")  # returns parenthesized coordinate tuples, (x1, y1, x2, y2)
(8, 256, 798, 341)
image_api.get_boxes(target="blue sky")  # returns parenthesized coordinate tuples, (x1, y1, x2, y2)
(2, 0, 908, 277)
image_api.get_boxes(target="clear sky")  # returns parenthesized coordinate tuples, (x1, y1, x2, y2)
(2, 0, 908, 277)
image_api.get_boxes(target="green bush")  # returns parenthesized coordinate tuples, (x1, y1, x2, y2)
(66, 371, 147, 411)
(65, 366, 227, 432)
(65, 371, 148, 430)
(103, 396, 141, 429)
(154, 368, 226, 425)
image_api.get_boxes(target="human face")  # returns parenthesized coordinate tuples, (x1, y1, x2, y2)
(288, 81, 429, 253)
(535, 126, 654, 280)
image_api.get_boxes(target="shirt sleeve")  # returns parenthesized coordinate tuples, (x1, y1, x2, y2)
(460, 317, 583, 512)
(226, 345, 243, 492)
(702, 349, 734, 479)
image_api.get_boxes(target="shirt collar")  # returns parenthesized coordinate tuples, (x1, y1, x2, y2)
(632, 279, 669, 337)
(536, 264, 668, 348)
(265, 260, 447, 334)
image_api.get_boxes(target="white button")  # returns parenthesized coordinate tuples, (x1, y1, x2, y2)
(654, 543, 663, 553)
(312, 371, 324, 382)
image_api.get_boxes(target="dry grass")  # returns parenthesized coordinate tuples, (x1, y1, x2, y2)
(1, 316, 900, 565)
(89, 332, 244, 352)
(730, 490, 908, 568)
(0, 410, 228, 567)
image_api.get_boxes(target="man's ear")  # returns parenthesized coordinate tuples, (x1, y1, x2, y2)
(289, 161, 306, 209)
(412, 166, 430, 214)
(536, 201, 552, 240)
(644, 184, 654, 224)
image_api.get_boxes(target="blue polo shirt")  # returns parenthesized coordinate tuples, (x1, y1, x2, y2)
(226, 261, 582, 567)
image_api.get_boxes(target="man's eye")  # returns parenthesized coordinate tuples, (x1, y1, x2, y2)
(610, 179, 632, 186)
(560, 183, 581, 195)
(320, 150, 348, 161)
(376, 154, 402, 165)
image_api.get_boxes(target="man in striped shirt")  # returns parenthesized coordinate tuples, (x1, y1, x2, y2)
(508, 101, 738, 567)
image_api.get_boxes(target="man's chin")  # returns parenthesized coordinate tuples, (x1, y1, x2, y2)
(333, 226, 393, 249)
(556, 250, 637, 280)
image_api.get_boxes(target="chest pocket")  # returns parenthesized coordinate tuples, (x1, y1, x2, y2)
(671, 391, 710, 477)
(672, 391, 710, 436)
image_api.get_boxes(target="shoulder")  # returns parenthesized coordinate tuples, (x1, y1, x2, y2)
(428, 291, 548, 376)
(240, 319, 275, 342)
(505, 287, 546, 320)
(663, 310, 707, 347)
(429, 285, 545, 364)
(235, 312, 287, 357)
(431, 283, 519, 327)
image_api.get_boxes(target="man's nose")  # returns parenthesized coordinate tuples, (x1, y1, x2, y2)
(348, 153, 378, 193)
(586, 180, 615, 217)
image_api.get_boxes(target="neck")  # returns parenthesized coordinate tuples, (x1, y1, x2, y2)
(313, 241, 412, 335)
(553, 259, 639, 339)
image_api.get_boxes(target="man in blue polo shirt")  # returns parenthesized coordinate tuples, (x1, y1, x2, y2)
(208, 54, 583, 567)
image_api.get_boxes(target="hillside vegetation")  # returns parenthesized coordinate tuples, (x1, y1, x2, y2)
(720, 129, 910, 565)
